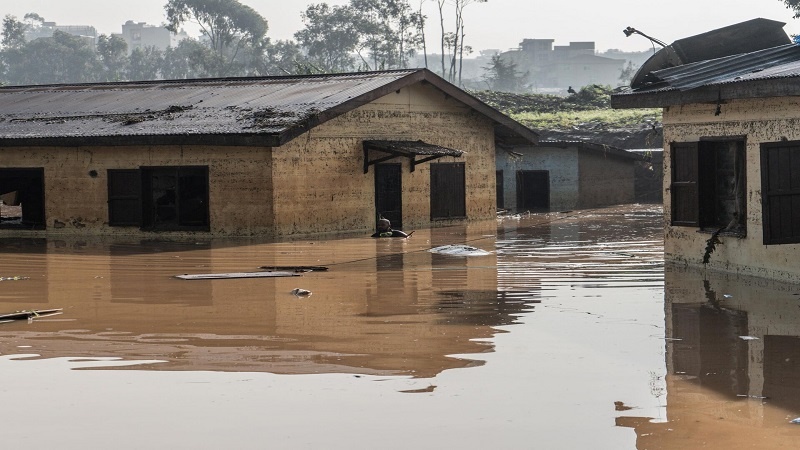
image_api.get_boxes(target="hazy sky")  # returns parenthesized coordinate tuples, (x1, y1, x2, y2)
(4, 0, 799, 53)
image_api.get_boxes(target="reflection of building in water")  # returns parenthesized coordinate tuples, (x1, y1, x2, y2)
(0, 231, 519, 378)
(617, 264, 800, 445)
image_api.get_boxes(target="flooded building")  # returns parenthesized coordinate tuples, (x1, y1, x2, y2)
(496, 140, 642, 212)
(0, 69, 538, 238)
(611, 18, 800, 282)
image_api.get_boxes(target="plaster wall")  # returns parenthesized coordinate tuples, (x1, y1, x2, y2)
(271, 82, 496, 237)
(0, 145, 273, 237)
(495, 146, 579, 211)
(578, 150, 635, 208)
(662, 96, 800, 282)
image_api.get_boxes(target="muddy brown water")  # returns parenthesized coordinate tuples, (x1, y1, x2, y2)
(1, 205, 799, 449)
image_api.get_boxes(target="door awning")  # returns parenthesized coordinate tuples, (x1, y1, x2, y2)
(363, 140, 464, 173)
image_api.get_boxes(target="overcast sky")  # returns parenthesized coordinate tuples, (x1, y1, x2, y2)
(4, 0, 799, 53)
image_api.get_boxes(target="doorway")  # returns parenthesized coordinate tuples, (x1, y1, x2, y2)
(374, 163, 402, 229)
(0, 168, 45, 229)
(516, 170, 550, 211)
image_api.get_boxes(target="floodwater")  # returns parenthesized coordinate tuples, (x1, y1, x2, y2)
(1, 205, 799, 449)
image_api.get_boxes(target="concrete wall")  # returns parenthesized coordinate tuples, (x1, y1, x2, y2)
(578, 149, 635, 208)
(496, 146, 579, 211)
(271, 82, 496, 237)
(662, 96, 800, 282)
(0, 145, 273, 237)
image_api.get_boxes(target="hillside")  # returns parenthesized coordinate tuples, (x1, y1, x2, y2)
(470, 86, 663, 149)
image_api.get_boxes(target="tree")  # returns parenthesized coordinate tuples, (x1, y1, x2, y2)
(97, 34, 129, 81)
(2, 30, 101, 85)
(433, 0, 487, 84)
(618, 61, 638, 86)
(482, 54, 525, 92)
(129, 46, 164, 81)
(295, 3, 361, 73)
(349, 0, 423, 69)
(164, 0, 269, 76)
(783, 0, 800, 17)
(1, 15, 27, 49)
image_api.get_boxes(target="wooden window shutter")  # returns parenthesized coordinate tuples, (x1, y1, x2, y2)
(761, 143, 800, 244)
(107, 169, 142, 226)
(671, 142, 699, 226)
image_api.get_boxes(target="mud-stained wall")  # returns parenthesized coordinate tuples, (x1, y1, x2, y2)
(578, 150, 635, 208)
(496, 146, 579, 212)
(0, 145, 273, 237)
(271, 82, 496, 237)
(662, 97, 800, 282)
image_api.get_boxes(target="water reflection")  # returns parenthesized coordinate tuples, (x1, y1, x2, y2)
(618, 263, 800, 447)
(0, 223, 514, 378)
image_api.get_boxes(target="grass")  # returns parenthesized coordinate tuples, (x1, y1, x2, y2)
(511, 108, 662, 130)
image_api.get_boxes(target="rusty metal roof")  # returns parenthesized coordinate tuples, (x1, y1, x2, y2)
(612, 43, 800, 108)
(0, 69, 539, 148)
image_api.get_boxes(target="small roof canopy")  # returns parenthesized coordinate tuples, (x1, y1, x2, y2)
(363, 140, 464, 173)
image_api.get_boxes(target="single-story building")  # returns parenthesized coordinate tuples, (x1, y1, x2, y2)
(495, 140, 643, 212)
(0, 69, 538, 237)
(611, 18, 800, 282)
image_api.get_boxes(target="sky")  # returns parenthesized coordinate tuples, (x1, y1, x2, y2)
(3, 0, 799, 54)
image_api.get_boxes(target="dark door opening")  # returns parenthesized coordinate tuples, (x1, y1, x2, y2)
(141, 167, 209, 231)
(0, 168, 45, 229)
(517, 170, 550, 211)
(496, 170, 504, 209)
(375, 163, 402, 230)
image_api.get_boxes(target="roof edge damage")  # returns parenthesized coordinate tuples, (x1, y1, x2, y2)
(612, 18, 799, 109)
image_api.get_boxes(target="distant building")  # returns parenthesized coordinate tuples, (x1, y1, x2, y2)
(24, 22, 98, 50)
(499, 39, 626, 93)
(117, 21, 189, 54)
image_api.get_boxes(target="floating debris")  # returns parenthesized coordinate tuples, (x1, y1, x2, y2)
(428, 244, 492, 256)
(0, 308, 63, 323)
(791, 417, 800, 424)
(0, 276, 30, 282)
(739, 336, 760, 340)
(259, 266, 328, 272)
(290, 288, 312, 297)
(176, 271, 300, 280)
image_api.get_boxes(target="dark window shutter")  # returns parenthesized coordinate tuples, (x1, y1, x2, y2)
(430, 163, 466, 219)
(761, 142, 800, 244)
(671, 142, 699, 226)
(108, 169, 142, 226)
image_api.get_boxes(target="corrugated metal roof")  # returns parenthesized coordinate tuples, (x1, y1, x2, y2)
(0, 69, 539, 148)
(0, 71, 418, 141)
(650, 43, 800, 91)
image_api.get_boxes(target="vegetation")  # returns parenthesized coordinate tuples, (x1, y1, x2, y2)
(472, 85, 661, 130)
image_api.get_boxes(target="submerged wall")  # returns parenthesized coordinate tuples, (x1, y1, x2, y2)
(496, 145, 579, 212)
(271, 82, 496, 237)
(0, 145, 274, 237)
(662, 96, 800, 282)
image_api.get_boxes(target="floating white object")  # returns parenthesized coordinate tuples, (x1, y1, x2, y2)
(739, 336, 760, 341)
(428, 245, 492, 256)
(175, 272, 300, 280)
(291, 288, 312, 297)
(791, 417, 800, 424)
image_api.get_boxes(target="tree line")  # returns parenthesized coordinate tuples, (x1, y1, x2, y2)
(0, 0, 486, 86)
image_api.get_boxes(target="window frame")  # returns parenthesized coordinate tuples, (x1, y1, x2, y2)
(670, 138, 747, 237)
